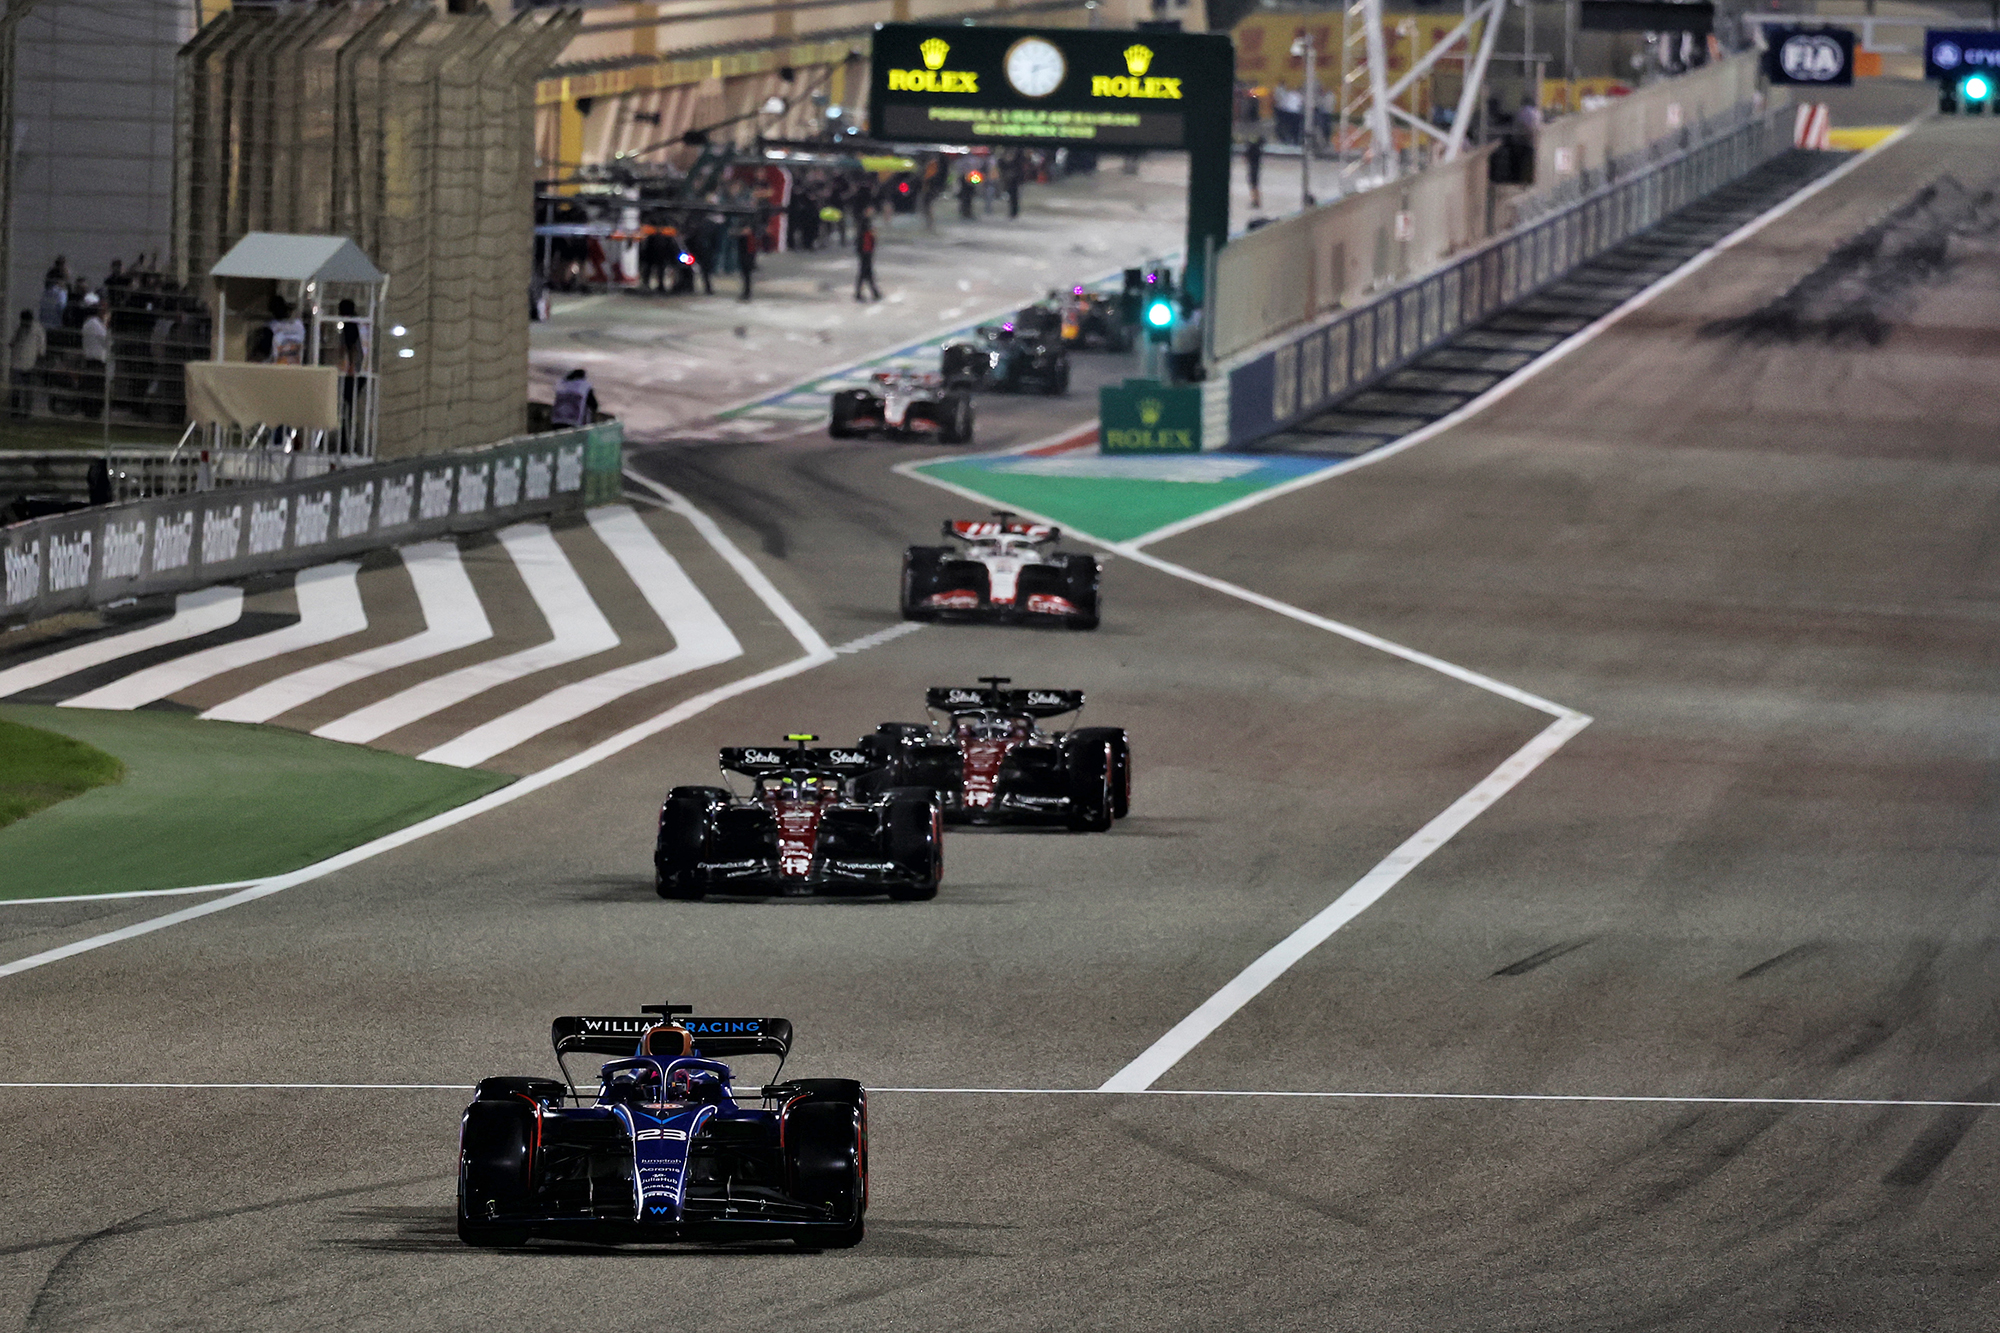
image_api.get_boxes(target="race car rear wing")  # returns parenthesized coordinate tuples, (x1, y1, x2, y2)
(944, 517, 1058, 542)
(551, 1013, 795, 1061)
(720, 745, 884, 777)
(926, 686, 1085, 718)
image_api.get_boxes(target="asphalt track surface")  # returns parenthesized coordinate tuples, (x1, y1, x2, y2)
(6, 118, 2000, 1329)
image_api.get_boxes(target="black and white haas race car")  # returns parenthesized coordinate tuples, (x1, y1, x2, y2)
(458, 1004, 866, 1249)
(829, 369, 973, 443)
(655, 734, 942, 900)
(857, 677, 1130, 831)
(900, 513, 1100, 629)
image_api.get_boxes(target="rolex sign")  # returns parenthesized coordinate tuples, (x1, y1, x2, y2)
(1099, 380, 1202, 454)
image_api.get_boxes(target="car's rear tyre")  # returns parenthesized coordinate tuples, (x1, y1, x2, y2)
(1062, 554, 1100, 630)
(1043, 358, 1071, 395)
(782, 1089, 867, 1228)
(937, 391, 974, 445)
(1065, 737, 1115, 832)
(900, 546, 946, 621)
(459, 1099, 535, 1247)
(884, 793, 942, 900)
(1072, 729, 1128, 821)
(829, 390, 868, 439)
(656, 787, 724, 900)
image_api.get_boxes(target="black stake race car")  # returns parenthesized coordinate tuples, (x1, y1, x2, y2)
(857, 677, 1130, 831)
(940, 321, 1070, 395)
(458, 1004, 866, 1249)
(1058, 286, 1136, 352)
(830, 369, 973, 443)
(655, 735, 942, 900)
(900, 514, 1100, 629)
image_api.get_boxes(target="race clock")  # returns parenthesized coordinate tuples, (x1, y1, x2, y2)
(1004, 36, 1067, 97)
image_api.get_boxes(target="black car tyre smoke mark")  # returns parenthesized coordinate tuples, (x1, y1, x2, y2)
(1491, 937, 1593, 977)
(1701, 175, 2000, 346)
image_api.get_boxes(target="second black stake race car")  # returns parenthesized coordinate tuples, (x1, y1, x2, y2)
(857, 678, 1130, 831)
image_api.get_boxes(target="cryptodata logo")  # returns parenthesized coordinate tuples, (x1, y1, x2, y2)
(889, 38, 978, 92)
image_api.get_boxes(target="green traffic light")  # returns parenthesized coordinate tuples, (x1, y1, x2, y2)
(1144, 299, 1174, 328)
(1966, 73, 1993, 101)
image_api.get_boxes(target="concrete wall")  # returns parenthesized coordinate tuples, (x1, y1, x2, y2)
(1533, 52, 1763, 186)
(3, 1, 198, 330)
(1210, 144, 1495, 362)
(176, 4, 579, 460)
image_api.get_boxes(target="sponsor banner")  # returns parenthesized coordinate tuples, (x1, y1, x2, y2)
(1763, 27, 1855, 86)
(1098, 380, 1203, 454)
(1925, 29, 2000, 81)
(0, 424, 621, 627)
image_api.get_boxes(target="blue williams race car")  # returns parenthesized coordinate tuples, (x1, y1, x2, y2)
(459, 1004, 866, 1249)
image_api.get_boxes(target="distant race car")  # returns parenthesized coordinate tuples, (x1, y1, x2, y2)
(940, 322, 1070, 395)
(458, 1003, 866, 1249)
(655, 734, 942, 900)
(857, 676, 1130, 831)
(900, 513, 1100, 629)
(1058, 287, 1135, 352)
(829, 369, 973, 443)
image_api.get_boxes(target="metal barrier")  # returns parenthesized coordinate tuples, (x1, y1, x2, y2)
(1223, 107, 1793, 448)
(1, 422, 623, 627)
(104, 444, 365, 503)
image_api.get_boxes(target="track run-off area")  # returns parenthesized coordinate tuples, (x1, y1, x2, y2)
(4, 117, 2000, 1328)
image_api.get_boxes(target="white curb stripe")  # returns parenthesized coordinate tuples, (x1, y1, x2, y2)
(417, 507, 744, 768)
(60, 564, 366, 711)
(313, 523, 617, 745)
(200, 542, 491, 724)
(0, 586, 244, 700)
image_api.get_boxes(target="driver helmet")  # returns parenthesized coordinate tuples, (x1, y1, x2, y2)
(668, 1066, 725, 1104)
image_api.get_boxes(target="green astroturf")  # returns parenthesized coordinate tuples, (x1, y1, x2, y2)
(0, 704, 511, 901)
(915, 460, 1269, 544)
(0, 716, 125, 830)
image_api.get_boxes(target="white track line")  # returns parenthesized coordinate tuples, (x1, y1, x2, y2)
(0, 491, 873, 982)
(417, 507, 744, 768)
(60, 564, 366, 711)
(313, 524, 617, 745)
(0, 880, 263, 907)
(622, 470, 830, 656)
(1099, 711, 1590, 1092)
(200, 542, 491, 724)
(0, 586, 244, 700)
(0, 1083, 1990, 1110)
(1123, 118, 1921, 552)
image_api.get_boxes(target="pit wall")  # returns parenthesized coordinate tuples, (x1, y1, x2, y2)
(1206, 105, 1794, 450)
(0, 424, 622, 629)
(1210, 146, 1497, 364)
(1531, 53, 1765, 196)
